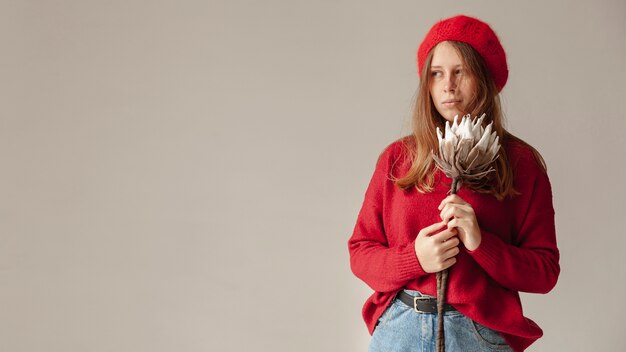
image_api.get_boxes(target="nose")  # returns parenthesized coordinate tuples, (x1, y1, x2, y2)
(444, 74, 457, 92)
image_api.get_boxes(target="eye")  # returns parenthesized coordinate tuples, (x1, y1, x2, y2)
(431, 70, 442, 77)
(455, 68, 463, 75)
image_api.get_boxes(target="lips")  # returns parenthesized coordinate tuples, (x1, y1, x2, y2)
(442, 99, 461, 107)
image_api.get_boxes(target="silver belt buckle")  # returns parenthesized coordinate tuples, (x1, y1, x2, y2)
(413, 296, 432, 313)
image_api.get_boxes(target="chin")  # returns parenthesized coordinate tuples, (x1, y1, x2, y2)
(441, 110, 463, 122)
(442, 114, 459, 122)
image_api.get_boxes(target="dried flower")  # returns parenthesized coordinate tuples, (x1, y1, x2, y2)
(430, 113, 501, 352)
(431, 113, 501, 193)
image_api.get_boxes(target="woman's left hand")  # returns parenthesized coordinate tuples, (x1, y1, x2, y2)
(438, 194, 482, 251)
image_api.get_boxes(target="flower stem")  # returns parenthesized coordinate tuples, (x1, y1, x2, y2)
(451, 177, 460, 195)
(437, 177, 459, 352)
(436, 270, 448, 352)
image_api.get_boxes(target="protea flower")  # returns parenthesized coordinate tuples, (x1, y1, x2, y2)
(432, 113, 501, 194)
(430, 113, 501, 352)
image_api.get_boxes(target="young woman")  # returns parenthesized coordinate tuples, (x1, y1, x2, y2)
(348, 15, 560, 352)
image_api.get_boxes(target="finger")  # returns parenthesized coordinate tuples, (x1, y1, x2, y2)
(438, 194, 458, 207)
(437, 196, 451, 211)
(443, 205, 473, 224)
(441, 205, 463, 224)
(448, 217, 471, 230)
(440, 205, 453, 223)
(438, 194, 465, 210)
(450, 194, 467, 204)
(447, 218, 463, 231)
(418, 221, 447, 237)
(441, 256, 457, 270)
(442, 246, 460, 259)
(442, 237, 460, 250)
(432, 228, 459, 241)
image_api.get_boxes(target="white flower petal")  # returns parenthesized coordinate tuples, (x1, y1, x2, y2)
(475, 124, 492, 152)
(487, 135, 500, 159)
(472, 114, 486, 141)
(432, 113, 501, 187)
(451, 115, 459, 133)
(445, 121, 456, 145)
(460, 117, 473, 140)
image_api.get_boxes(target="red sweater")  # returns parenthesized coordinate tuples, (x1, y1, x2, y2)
(348, 138, 560, 352)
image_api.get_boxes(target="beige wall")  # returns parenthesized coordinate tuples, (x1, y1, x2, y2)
(1, 0, 625, 351)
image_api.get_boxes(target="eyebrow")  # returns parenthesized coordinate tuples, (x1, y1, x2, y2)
(430, 65, 463, 69)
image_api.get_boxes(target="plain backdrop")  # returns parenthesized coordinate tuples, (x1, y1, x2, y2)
(1, 0, 626, 351)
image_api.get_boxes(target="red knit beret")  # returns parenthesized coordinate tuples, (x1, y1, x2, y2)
(417, 15, 508, 91)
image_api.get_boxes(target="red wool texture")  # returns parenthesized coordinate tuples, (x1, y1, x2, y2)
(348, 138, 560, 352)
(417, 14, 509, 92)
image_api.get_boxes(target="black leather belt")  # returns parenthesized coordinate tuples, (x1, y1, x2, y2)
(397, 290, 457, 314)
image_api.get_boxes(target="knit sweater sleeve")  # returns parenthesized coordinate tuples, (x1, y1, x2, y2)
(467, 150, 560, 294)
(348, 142, 427, 292)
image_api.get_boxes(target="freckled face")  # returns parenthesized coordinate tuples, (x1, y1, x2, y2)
(429, 41, 477, 122)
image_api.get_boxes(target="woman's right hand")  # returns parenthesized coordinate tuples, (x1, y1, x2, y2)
(414, 221, 460, 273)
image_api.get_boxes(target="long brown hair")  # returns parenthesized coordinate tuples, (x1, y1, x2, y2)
(394, 41, 547, 201)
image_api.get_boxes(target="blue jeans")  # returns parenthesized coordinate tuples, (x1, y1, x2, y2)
(369, 290, 513, 352)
